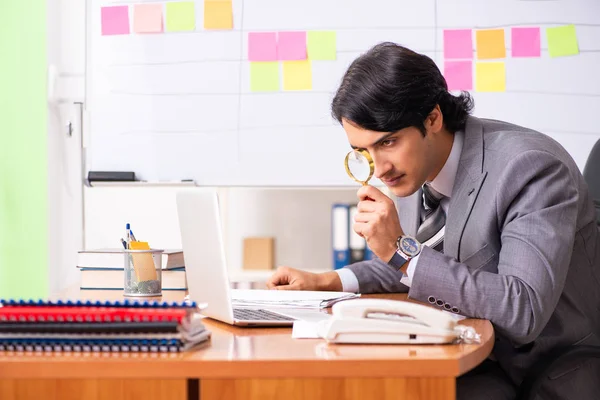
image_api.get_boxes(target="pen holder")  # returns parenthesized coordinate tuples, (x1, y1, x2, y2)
(123, 249, 164, 297)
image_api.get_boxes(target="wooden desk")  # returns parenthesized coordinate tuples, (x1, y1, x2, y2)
(0, 289, 494, 400)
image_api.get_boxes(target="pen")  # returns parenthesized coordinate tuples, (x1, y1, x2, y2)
(120, 238, 127, 249)
(129, 229, 137, 242)
(125, 223, 131, 249)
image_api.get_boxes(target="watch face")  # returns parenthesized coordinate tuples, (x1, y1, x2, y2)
(400, 236, 420, 257)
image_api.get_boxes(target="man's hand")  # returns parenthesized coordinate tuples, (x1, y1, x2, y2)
(354, 185, 404, 262)
(266, 266, 342, 291)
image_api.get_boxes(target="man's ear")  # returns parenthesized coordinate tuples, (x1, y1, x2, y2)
(425, 105, 443, 133)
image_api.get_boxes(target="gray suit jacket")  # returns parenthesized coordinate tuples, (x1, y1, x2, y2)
(345, 116, 600, 392)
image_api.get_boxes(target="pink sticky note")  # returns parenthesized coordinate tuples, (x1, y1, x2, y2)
(277, 31, 307, 61)
(444, 61, 473, 91)
(133, 4, 163, 34)
(443, 29, 473, 59)
(101, 6, 130, 36)
(248, 32, 278, 62)
(511, 27, 541, 57)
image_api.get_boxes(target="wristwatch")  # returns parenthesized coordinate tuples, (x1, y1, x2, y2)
(387, 235, 422, 271)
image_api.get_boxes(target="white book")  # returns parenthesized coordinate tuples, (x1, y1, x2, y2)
(77, 248, 184, 270)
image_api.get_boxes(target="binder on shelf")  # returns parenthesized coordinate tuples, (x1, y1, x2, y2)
(331, 203, 351, 270)
(348, 204, 366, 263)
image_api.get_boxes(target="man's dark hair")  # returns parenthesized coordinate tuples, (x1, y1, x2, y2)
(331, 42, 474, 134)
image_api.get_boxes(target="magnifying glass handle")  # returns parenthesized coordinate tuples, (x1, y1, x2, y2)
(361, 182, 375, 201)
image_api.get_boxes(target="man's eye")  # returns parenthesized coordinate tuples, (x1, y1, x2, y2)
(381, 139, 395, 147)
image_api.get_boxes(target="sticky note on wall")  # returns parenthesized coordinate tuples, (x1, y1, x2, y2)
(443, 29, 473, 59)
(278, 31, 307, 61)
(101, 6, 130, 36)
(204, 0, 233, 30)
(250, 62, 280, 92)
(133, 4, 163, 34)
(444, 61, 473, 91)
(307, 31, 337, 60)
(166, 2, 195, 32)
(476, 29, 506, 59)
(475, 62, 506, 92)
(248, 32, 278, 61)
(511, 27, 540, 58)
(283, 60, 312, 91)
(546, 25, 579, 57)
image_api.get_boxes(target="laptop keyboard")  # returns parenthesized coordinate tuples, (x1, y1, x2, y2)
(233, 308, 295, 321)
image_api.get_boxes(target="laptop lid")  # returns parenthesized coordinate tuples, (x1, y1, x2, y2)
(176, 188, 236, 324)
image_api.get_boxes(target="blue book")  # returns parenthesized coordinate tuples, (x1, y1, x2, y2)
(331, 203, 351, 269)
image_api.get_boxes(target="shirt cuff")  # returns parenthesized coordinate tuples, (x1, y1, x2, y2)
(399, 252, 421, 287)
(335, 268, 360, 293)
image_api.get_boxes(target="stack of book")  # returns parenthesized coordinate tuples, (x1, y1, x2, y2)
(77, 249, 187, 291)
(0, 299, 210, 352)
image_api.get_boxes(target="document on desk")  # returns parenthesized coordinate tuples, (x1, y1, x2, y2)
(231, 289, 360, 309)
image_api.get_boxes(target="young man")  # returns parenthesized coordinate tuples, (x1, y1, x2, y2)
(267, 42, 600, 399)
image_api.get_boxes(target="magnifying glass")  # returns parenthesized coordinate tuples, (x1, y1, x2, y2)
(344, 149, 374, 186)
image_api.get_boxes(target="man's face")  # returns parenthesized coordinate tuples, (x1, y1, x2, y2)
(342, 119, 438, 198)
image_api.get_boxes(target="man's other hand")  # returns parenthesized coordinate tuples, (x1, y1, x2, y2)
(266, 267, 342, 291)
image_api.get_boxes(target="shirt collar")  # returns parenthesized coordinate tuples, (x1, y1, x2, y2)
(425, 130, 464, 198)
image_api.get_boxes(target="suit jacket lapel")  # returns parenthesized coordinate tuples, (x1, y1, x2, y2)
(445, 117, 488, 261)
(396, 188, 421, 236)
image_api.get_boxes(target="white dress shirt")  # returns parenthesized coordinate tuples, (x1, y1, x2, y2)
(337, 130, 464, 292)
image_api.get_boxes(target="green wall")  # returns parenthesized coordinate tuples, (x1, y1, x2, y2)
(0, 1, 48, 298)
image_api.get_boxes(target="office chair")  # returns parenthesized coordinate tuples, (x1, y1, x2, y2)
(517, 139, 600, 400)
(583, 137, 600, 226)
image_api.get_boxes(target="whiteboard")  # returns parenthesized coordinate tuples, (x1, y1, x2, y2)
(86, 0, 600, 185)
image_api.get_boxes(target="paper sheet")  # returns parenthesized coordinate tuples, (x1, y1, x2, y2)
(511, 27, 540, 58)
(278, 31, 307, 60)
(307, 31, 336, 60)
(546, 25, 579, 57)
(204, 0, 233, 30)
(443, 29, 473, 59)
(444, 61, 473, 91)
(248, 32, 278, 61)
(166, 2, 196, 32)
(101, 6, 130, 36)
(133, 4, 163, 34)
(231, 289, 360, 309)
(250, 62, 280, 92)
(282, 60, 312, 91)
(292, 320, 322, 339)
(476, 29, 506, 59)
(475, 62, 506, 92)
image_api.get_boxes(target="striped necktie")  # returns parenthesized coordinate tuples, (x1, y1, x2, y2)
(415, 184, 446, 251)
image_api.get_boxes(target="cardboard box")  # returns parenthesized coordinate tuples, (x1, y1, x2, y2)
(243, 237, 275, 270)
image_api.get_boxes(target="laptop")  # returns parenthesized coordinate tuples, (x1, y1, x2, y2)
(176, 188, 297, 326)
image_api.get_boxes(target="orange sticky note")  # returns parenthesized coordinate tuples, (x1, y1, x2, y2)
(476, 29, 506, 59)
(130, 241, 158, 281)
(204, 0, 233, 30)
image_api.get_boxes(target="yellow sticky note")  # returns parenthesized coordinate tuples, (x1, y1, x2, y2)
(204, 0, 233, 30)
(475, 62, 506, 92)
(250, 62, 280, 92)
(166, 2, 195, 32)
(476, 29, 506, 59)
(283, 61, 312, 91)
(130, 241, 158, 281)
(307, 31, 337, 60)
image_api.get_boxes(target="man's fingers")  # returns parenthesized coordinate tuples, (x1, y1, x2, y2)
(357, 200, 377, 213)
(357, 185, 387, 202)
(271, 284, 296, 290)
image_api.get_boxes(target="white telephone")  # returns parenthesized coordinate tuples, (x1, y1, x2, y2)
(317, 299, 478, 345)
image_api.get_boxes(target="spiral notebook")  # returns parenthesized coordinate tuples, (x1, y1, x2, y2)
(0, 299, 210, 353)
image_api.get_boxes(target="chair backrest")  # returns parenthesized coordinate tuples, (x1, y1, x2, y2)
(583, 138, 600, 226)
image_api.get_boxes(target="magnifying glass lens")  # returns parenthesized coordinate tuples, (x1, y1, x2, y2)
(346, 151, 372, 182)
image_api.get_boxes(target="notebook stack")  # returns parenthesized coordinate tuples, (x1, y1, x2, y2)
(0, 299, 210, 353)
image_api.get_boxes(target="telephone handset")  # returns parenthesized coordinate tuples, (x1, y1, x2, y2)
(317, 299, 478, 344)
